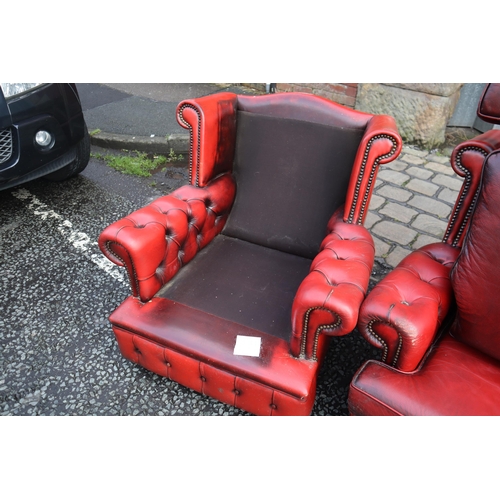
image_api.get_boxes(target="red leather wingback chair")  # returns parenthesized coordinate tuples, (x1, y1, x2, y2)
(99, 91, 401, 416)
(349, 84, 500, 416)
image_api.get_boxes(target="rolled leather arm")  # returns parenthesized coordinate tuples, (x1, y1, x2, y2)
(291, 208, 375, 360)
(98, 173, 236, 302)
(176, 93, 238, 187)
(344, 114, 402, 225)
(444, 129, 500, 247)
(357, 243, 460, 372)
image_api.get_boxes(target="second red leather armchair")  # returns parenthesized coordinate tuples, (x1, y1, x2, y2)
(349, 84, 500, 416)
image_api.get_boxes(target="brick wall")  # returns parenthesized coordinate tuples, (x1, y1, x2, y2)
(275, 83, 358, 108)
(240, 83, 359, 108)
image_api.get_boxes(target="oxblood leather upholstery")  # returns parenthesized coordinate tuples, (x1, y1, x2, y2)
(99, 91, 402, 416)
(290, 209, 377, 360)
(349, 85, 500, 415)
(444, 120, 500, 247)
(100, 174, 235, 301)
(477, 83, 500, 124)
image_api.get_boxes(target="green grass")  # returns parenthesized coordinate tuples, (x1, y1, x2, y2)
(92, 151, 167, 177)
(166, 148, 184, 163)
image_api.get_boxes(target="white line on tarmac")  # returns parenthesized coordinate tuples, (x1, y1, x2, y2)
(11, 188, 127, 284)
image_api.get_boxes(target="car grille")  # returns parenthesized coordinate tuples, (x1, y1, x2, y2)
(0, 128, 13, 164)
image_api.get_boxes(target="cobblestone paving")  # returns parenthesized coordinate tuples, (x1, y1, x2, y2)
(367, 145, 459, 272)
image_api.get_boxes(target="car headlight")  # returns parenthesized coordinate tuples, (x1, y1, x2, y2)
(0, 83, 45, 100)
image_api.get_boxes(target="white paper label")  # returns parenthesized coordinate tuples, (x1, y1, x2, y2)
(233, 335, 261, 357)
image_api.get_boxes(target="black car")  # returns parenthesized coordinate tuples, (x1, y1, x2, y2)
(0, 83, 90, 191)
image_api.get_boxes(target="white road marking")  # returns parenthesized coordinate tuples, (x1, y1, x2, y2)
(11, 188, 127, 284)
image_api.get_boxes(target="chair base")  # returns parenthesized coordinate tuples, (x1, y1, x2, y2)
(110, 296, 321, 416)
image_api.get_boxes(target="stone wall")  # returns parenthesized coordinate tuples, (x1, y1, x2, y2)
(355, 84, 463, 149)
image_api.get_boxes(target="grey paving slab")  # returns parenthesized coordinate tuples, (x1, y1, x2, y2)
(426, 161, 454, 174)
(413, 234, 442, 248)
(438, 187, 460, 204)
(368, 193, 385, 210)
(372, 220, 418, 245)
(406, 166, 434, 180)
(376, 185, 413, 202)
(432, 173, 463, 191)
(386, 246, 412, 268)
(407, 195, 452, 218)
(405, 178, 440, 196)
(402, 147, 428, 158)
(400, 153, 426, 165)
(372, 235, 391, 257)
(427, 153, 451, 164)
(364, 211, 382, 229)
(379, 202, 418, 223)
(412, 213, 449, 237)
(377, 169, 410, 185)
(385, 160, 408, 172)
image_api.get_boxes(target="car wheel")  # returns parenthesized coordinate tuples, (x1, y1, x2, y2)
(45, 123, 91, 181)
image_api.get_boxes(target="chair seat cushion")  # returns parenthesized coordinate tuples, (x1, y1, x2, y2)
(108, 235, 321, 415)
(158, 234, 312, 339)
(349, 332, 500, 416)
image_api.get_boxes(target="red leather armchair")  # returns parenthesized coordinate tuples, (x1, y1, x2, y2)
(99, 91, 402, 415)
(349, 84, 500, 416)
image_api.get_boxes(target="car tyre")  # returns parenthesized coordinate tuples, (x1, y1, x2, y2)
(45, 123, 91, 181)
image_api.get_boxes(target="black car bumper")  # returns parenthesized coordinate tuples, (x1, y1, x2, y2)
(0, 83, 86, 188)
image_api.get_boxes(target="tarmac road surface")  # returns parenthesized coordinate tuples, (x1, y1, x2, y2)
(0, 151, 382, 416)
